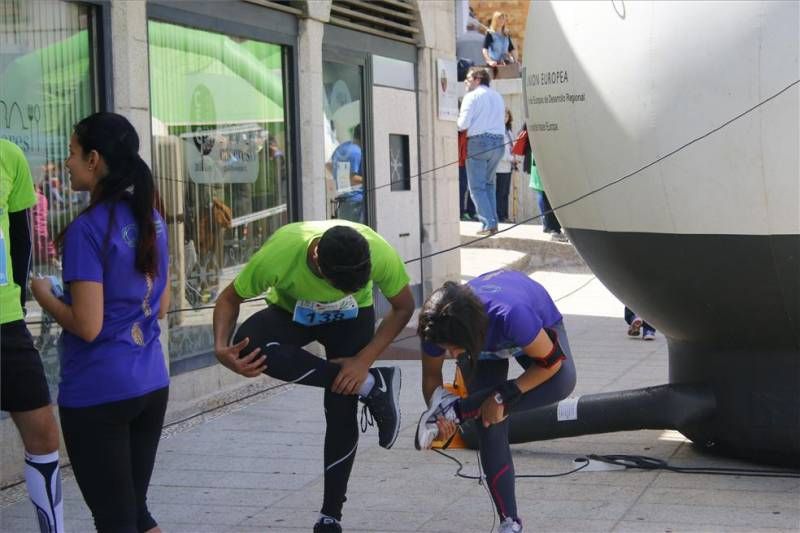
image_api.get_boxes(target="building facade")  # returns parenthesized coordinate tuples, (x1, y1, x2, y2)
(0, 0, 461, 485)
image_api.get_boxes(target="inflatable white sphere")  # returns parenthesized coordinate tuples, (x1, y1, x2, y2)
(523, 1, 799, 464)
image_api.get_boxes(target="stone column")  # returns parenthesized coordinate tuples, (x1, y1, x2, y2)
(297, 6, 330, 221)
(415, 1, 461, 295)
(111, 0, 152, 166)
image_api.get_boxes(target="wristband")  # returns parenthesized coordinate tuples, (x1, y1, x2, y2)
(495, 380, 522, 407)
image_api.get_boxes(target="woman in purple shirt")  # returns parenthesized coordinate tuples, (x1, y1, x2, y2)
(31, 112, 169, 533)
(415, 269, 576, 533)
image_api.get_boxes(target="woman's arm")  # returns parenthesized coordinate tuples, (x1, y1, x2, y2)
(479, 328, 562, 426)
(482, 47, 495, 66)
(31, 279, 103, 342)
(158, 271, 170, 320)
(482, 33, 497, 66)
(507, 36, 518, 63)
(514, 328, 562, 393)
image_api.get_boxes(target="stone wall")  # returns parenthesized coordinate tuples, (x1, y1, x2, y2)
(469, 0, 531, 62)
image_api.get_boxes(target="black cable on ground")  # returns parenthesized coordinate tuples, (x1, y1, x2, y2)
(433, 448, 591, 480)
(587, 454, 800, 478)
(431, 448, 800, 482)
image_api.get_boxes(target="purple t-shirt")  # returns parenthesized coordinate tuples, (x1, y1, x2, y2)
(58, 200, 169, 407)
(423, 269, 562, 360)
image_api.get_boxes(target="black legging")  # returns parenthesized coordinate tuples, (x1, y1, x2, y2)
(234, 305, 375, 521)
(456, 321, 577, 522)
(59, 387, 169, 533)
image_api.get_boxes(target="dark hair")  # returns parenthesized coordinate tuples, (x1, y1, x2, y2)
(317, 226, 371, 293)
(70, 112, 159, 275)
(468, 67, 492, 86)
(417, 281, 488, 373)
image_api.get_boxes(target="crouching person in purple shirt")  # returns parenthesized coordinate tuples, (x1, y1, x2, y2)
(414, 269, 577, 533)
(31, 112, 170, 533)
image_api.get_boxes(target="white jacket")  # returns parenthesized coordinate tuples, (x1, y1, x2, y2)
(496, 129, 517, 174)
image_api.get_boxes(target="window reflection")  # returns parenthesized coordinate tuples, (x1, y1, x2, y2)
(1, 0, 97, 383)
(148, 21, 290, 364)
(323, 61, 366, 223)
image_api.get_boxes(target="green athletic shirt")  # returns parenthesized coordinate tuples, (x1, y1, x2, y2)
(233, 220, 410, 312)
(0, 140, 37, 324)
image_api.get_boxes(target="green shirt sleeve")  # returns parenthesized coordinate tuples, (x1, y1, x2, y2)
(7, 143, 36, 212)
(233, 235, 282, 299)
(365, 229, 410, 299)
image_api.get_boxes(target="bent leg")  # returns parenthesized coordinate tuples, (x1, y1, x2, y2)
(461, 359, 519, 522)
(478, 419, 518, 522)
(459, 322, 577, 417)
(233, 306, 340, 387)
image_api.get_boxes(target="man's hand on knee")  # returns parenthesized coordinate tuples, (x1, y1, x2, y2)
(215, 337, 267, 378)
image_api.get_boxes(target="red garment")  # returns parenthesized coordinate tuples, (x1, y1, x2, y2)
(458, 130, 467, 167)
(30, 191, 55, 263)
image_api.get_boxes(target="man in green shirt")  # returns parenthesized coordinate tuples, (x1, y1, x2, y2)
(0, 139, 64, 532)
(213, 220, 415, 533)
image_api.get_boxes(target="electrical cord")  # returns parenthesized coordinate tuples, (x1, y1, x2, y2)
(433, 447, 591, 480)
(587, 454, 800, 478)
(434, 446, 590, 532)
(429, 448, 798, 532)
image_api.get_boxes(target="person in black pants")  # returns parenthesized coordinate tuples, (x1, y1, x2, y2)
(31, 113, 170, 533)
(213, 221, 414, 533)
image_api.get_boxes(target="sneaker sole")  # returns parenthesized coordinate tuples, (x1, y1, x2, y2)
(414, 401, 440, 450)
(383, 367, 402, 449)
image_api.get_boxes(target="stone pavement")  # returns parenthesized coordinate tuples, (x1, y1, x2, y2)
(2, 222, 798, 532)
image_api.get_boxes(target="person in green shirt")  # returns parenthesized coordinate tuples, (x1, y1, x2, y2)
(0, 139, 64, 533)
(213, 220, 415, 533)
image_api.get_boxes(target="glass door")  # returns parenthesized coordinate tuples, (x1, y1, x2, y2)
(322, 60, 367, 224)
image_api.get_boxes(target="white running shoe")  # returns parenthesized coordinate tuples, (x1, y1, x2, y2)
(499, 517, 523, 533)
(414, 386, 460, 450)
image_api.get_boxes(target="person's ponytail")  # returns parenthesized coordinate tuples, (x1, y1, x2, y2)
(68, 112, 160, 276)
(128, 154, 158, 275)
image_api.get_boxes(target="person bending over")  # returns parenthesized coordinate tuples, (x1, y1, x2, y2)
(415, 269, 577, 533)
(213, 220, 414, 533)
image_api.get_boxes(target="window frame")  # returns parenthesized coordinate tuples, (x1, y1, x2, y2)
(146, 0, 301, 221)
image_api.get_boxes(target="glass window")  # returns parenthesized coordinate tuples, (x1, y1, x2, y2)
(323, 61, 366, 224)
(148, 20, 290, 367)
(389, 134, 410, 191)
(1, 0, 98, 381)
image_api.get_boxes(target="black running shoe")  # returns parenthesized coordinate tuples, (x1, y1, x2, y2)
(361, 367, 401, 449)
(314, 516, 342, 532)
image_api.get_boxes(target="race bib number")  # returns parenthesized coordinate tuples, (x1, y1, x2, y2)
(293, 295, 359, 326)
(335, 161, 351, 189)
